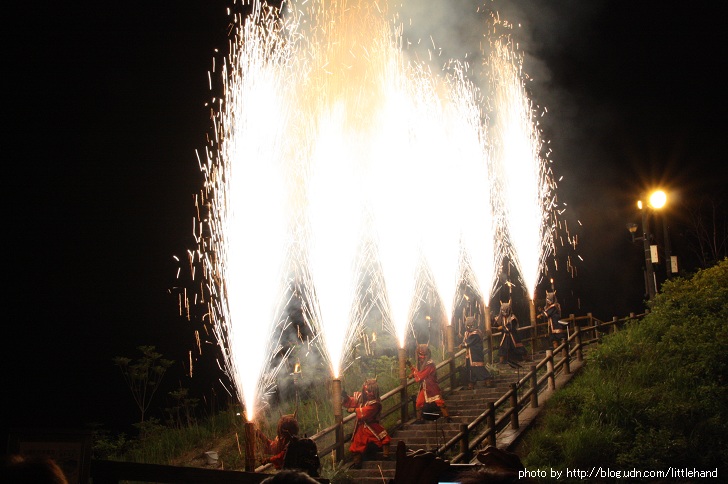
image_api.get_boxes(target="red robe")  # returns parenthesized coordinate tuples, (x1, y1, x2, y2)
(343, 394, 392, 453)
(411, 359, 445, 407)
(258, 435, 289, 469)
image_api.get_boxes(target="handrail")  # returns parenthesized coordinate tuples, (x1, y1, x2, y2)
(293, 348, 466, 467)
(298, 312, 648, 467)
(91, 460, 331, 483)
(436, 311, 648, 463)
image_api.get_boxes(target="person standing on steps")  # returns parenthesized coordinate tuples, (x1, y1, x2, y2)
(341, 378, 391, 469)
(406, 344, 452, 424)
(459, 317, 494, 389)
(494, 300, 526, 365)
(541, 290, 567, 350)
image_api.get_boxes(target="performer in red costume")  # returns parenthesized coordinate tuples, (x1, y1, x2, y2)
(257, 413, 299, 469)
(342, 378, 392, 468)
(406, 344, 452, 424)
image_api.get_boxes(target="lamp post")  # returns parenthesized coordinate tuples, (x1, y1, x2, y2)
(626, 222, 650, 299)
(640, 206, 657, 301)
(627, 190, 667, 301)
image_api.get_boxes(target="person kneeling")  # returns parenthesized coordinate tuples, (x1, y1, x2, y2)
(407, 344, 453, 424)
(342, 378, 392, 469)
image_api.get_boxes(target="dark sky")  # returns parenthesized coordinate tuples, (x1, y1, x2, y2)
(3, 0, 726, 444)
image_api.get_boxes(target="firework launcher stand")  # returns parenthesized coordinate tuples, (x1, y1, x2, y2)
(332, 378, 345, 462)
(447, 321, 456, 390)
(398, 346, 408, 422)
(244, 413, 255, 472)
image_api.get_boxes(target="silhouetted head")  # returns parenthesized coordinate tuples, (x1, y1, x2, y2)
(277, 414, 299, 441)
(451, 445, 536, 483)
(261, 469, 319, 484)
(0, 454, 69, 484)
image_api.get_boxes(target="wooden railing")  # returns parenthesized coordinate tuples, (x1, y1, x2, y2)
(90, 459, 330, 483)
(269, 348, 468, 470)
(435, 311, 648, 463)
(90, 311, 647, 481)
(287, 311, 648, 468)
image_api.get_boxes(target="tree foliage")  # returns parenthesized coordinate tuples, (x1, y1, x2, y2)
(681, 195, 727, 269)
(523, 259, 728, 475)
(114, 345, 174, 427)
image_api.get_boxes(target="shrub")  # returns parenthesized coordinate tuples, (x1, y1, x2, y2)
(524, 259, 728, 473)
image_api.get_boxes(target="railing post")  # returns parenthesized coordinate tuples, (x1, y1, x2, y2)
(460, 423, 470, 462)
(529, 298, 537, 350)
(530, 365, 538, 408)
(509, 383, 519, 430)
(587, 312, 594, 340)
(483, 300, 493, 365)
(332, 378, 345, 463)
(563, 344, 570, 375)
(398, 347, 408, 424)
(630, 312, 636, 327)
(487, 402, 496, 446)
(546, 350, 555, 390)
(575, 324, 583, 362)
(569, 313, 576, 345)
(612, 316, 619, 334)
(486, 329, 493, 365)
(484, 304, 492, 335)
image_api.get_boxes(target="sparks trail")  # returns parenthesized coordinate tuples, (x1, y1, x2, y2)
(195, 2, 303, 421)
(445, 61, 503, 319)
(177, 0, 572, 421)
(489, 36, 556, 301)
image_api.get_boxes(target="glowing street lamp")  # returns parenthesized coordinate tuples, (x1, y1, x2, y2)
(649, 190, 667, 209)
(627, 190, 668, 301)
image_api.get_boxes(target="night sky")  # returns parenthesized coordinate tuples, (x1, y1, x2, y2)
(4, 0, 726, 445)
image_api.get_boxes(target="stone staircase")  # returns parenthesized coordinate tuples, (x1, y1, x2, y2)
(344, 358, 540, 483)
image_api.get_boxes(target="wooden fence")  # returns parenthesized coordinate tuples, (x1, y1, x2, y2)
(88, 311, 646, 481)
(435, 311, 648, 463)
(293, 311, 648, 467)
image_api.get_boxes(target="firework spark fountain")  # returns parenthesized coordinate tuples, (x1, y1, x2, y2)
(367, 59, 433, 348)
(449, 64, 503, 313)
(413, 68, 466, 330)
(298, 105, 369, 379)
(295, 0, 403, 376)
(490, 38, 555, 301)
(197, 2, 302, 421)
(191, 0, 561, 421)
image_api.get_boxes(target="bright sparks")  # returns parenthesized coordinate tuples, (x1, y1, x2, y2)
(199, 3, 301, 421)
(490, 38, 555, 301)
(451, 64, 503, 310)
(194, 0, 560, 419)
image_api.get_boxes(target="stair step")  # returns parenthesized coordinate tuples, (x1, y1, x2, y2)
(338, 354, 554, 468)
(347, 459, 396, 481)
(360, 460, 396, 469)
(345, 473, 396, 482)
